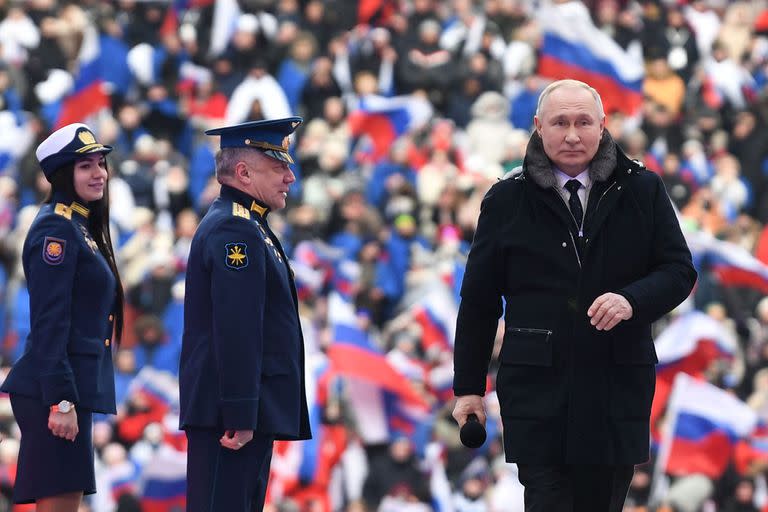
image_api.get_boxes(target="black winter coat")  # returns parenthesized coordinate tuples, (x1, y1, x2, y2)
(453, 131, 697, 465)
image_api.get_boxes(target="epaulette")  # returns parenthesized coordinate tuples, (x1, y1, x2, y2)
(54, 203, 72, 220)
(232, 203, 251, 219)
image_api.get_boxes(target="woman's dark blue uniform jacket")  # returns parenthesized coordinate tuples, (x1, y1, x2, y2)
(179, 185, 311, 440)
(1, 196, 117, 413)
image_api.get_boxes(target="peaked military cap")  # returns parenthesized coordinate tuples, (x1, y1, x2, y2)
(36, 123, 113, 181)
(204, 116, 303, 164)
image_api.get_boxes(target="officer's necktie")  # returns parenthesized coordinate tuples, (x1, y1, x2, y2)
(564, 179, 584, 229)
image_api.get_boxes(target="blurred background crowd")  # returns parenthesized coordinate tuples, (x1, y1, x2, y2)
(2, 0, 768, 510)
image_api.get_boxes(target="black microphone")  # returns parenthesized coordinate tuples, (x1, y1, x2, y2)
(459, 413, 487, 448)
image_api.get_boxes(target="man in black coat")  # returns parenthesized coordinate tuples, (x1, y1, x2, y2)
(452, 79, 697, 511)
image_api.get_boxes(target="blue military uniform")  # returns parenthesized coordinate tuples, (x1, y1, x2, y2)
(2, 196, 117, 411)
(180, 117, 311, 512)
(1, 196, 118, 503)
(1, 122, 118, 504)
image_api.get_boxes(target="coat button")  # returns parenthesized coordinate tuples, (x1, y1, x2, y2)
(108, 315, 114, 322)
(562, 242, 567, 247)
(617, 186, 622, 190)
(105, 339, 111, 347)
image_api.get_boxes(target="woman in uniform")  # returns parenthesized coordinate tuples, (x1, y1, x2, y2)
(1, 123, 124, 511)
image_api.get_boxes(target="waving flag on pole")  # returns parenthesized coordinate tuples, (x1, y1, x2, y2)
(734, 423, 768, 476)
(410, 283, 457, 354)
(651, 310, 737, 441)
(348, 94, 433, 161)
(328, 322, 428, 407)
(140, 444, 187, 512)
(686, 229, 768, 294)
(655, 310, 737, 379)
(55, 25, 110, 129)
(657, 374, 757, 479)
(326, 292, 429, 446)
(535, 0, 644, 116)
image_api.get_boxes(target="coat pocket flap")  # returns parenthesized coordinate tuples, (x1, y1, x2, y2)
(499, 327, 553, 366)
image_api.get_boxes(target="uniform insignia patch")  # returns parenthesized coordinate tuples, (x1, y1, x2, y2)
(232, 203, 250, 219)
(43, 237, 66, 265)
(250, 201, 267, 217)
(225, 242, 249, 269)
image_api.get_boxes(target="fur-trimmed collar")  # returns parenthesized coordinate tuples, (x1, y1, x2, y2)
(524, 131, 617, 188)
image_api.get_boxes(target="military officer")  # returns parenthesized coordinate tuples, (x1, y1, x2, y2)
(1, 123, 124, 510)
(180, 117, 311, 511)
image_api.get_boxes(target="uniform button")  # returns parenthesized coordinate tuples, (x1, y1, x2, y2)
(562, 242, 567, 247)
(105, 339, 111, 347)
(585, 238, 589, 244)
(108, 315, 114, 322)
(617, 186, 622, 191)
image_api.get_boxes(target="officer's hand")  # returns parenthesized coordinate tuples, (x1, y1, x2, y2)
(452, 395, 486, 428)
(588, 292, 633, 331)
(220, 429, 254, 450)
(48, 409, 78, 442)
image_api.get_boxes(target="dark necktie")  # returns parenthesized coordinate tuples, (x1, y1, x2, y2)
(564, 179, 584, 229)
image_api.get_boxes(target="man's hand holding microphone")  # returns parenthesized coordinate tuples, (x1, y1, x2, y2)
(453, 395, 487, 448)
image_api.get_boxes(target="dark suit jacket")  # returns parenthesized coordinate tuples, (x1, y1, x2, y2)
(179, 184, 311, 441)
(2, 194, 117, 413)
(453, 132, 697, 465)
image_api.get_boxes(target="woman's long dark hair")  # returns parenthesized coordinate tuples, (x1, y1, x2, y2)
(46, 159, 125, 344)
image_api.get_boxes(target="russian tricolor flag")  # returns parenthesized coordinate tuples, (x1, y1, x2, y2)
(328, 323, 428, 408)
(109, 460, 141, 501)
(410, 284, 457, 354)
(140, 444, 187, 512)
(128, 367, 180, 409)
(687, 229, 768, 295)
(658, 374, 757, 479)
(55, 25, 110, 129)
(651, 310, 737, 442)
(348, 94, 433, 161)
(735, 424, 768, 475)
(535, 1, 644, 116)
(655, 310, 737, 380)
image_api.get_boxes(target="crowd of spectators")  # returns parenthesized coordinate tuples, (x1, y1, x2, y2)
(2, 0, 768, 510)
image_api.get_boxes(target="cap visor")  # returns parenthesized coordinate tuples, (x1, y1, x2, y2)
(79, 144, 114, 155)
(262, 149, 294, 164)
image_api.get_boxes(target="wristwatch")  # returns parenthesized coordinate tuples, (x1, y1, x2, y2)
(50, 400, 74, 414)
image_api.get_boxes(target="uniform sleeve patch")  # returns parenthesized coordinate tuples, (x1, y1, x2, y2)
(225, 242, 249, 269)
(43, 237, 66, 265)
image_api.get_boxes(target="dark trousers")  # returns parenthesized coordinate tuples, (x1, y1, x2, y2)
(517, 464, 634, 512)
(185, 429, 274, 512)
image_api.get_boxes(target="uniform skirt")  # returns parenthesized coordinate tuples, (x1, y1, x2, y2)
(10, 394, 95, 504)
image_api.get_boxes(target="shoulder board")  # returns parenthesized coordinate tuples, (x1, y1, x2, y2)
(54, 203, 72, 220)
(232, 203, 251, 219)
